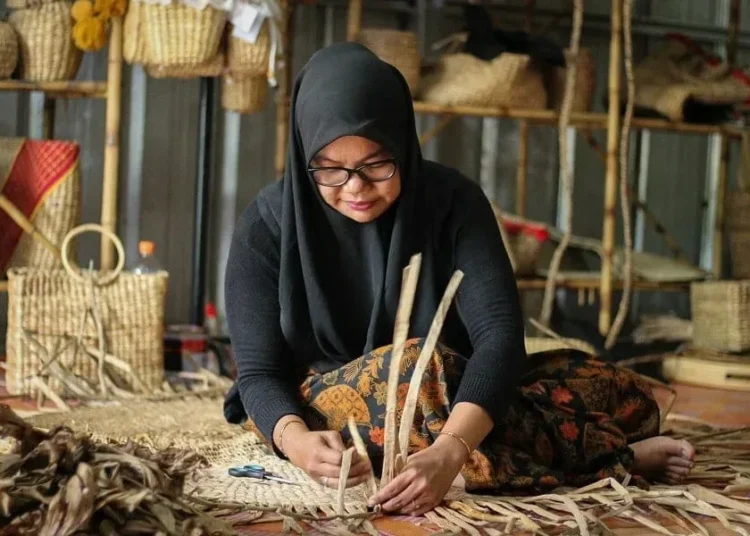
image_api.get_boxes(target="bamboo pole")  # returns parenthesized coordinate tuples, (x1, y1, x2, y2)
(100, 17, 123, 271)
(516, 121, 529, 216)
(0, 194, 60, 258)
(712, 0, 741, 278)
(599, 0, 622, 336)
(274, 0, 294, 179)
(346, 0, 362, 42)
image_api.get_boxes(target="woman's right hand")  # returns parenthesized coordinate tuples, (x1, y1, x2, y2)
(284, 428, 373, 489)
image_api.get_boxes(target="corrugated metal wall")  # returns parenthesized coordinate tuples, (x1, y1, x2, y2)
(0, 0, 746, 345)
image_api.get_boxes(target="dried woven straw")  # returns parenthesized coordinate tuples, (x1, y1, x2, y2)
(691, 280, 750, 352)
(9, 2, 82, 81)
(123, 0, 150, 65)
(358, 28, 420, 96)
(5, 267, 168, 395)
(549, 47, 595, 113)
(227, 22, 270, 76)
(221, 73, 267, 113)
(0, 22, 19, 79)
(27, 396, 263, 466)
(148, 52, 224, 78)
(525, 336, 596, 356)
(420, 52, 547, 109)
(729, 230, 750, 279)
(141, 2, 226, 67)
(6, 0, 60, 8)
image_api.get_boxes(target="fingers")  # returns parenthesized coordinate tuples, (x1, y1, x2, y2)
(321, 431, 346, 452)
(369, 471, 414, 510)
(385, 481, 423, 513)
(318, 473, 371, 490)
(667, 456, 693, 469)
(348, 457, 372, 478)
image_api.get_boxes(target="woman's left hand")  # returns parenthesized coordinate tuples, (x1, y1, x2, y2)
(368, 436, 468, 516)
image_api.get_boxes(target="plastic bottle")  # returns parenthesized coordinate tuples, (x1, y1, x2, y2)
(131, 240, 162, 275)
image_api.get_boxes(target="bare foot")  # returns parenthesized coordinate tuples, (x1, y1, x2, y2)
(630, 436, 695, 484)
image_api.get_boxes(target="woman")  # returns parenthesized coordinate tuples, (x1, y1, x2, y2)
(223, 42, 694, 515)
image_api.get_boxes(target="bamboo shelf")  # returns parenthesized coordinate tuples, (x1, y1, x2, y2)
(0, 19, 123, 290)
(0, 80, 108, 99)
(516, 277, 690, 292)
(413, 101, 745, 139)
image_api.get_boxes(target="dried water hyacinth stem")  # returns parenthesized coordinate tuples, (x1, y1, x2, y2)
(347, 416, 378, 498)
(605, 0, 635, 350)
(381, 253, 422, 487)
(539, 0, 584, 328)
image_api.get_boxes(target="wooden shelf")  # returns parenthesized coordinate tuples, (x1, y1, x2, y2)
(0, 80, 108, 99)
(516, 276, 693, 291)
(412, 101, 745, 139)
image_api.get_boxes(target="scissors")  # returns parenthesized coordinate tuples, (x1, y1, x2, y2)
(228, 464, 299, 486)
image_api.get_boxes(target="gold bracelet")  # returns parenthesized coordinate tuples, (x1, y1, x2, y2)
(278, 418, 305, 456)
(439, 431, 472, 458)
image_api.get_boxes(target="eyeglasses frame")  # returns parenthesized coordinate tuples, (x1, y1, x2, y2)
(307, 158, 398, 187)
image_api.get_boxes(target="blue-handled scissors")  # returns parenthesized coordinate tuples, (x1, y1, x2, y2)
(228, 464, 299, 486)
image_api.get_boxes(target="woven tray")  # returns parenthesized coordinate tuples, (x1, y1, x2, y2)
(691, 280, 750, 352)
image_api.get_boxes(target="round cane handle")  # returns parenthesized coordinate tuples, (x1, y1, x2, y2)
(61, 224, 126, 286)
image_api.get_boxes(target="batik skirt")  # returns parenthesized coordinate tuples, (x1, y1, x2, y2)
(246, 338, 660, 493)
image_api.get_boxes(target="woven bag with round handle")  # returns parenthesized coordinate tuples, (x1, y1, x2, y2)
(9, 1, 82, 81)
(420, 52, 547, 109)
(358, 28, 420, 96)
(141, 1, 227, 67)
(221, 73, 268, 114)
(0, 21, 19, 79)
(227, 21, 270, 76)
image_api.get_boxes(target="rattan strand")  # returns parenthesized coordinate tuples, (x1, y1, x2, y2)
(691, 280, 750, 353)
(141, 2, 226, 66)
(6, 268, 168, 395)
(9, 2, 82, 82)
(0, 22, 19, 79)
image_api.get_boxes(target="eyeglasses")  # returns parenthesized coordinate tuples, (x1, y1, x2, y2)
(307, 158, 398, 187)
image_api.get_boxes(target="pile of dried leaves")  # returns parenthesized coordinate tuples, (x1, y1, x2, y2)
(0, 405, 243, 535)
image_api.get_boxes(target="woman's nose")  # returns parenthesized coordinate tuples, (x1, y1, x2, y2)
(343, 174, 366, 194)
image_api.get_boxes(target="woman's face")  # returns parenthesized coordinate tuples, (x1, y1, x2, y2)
(309, 136, 401, 223)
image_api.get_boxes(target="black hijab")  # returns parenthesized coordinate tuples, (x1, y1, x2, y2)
(251, 42, 471, 376)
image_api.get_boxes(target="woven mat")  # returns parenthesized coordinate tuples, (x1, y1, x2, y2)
(26, 395, 264, 467)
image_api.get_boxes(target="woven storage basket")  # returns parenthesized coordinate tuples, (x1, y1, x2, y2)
(147, 52, 224, 78)
(5, 224, 168, 396)
(691, 280, 750, 352)
(221, 73, 267, 113)
(420, 51, 547, 109)
(549, 47, 595, 113)
(9, 1, 81, 82)
(141, 1, 226, 67)
(227, 21, 270, 76)
(0, 22, 19, 79)
(123, 0, 149, 65)
(358, 28, 420, 96)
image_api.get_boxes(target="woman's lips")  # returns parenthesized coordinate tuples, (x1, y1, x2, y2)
(346, 200, 375, 211)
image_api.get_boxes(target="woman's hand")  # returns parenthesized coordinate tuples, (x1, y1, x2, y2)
(368, 435, 468, 516)
(284, 428, 373, 489)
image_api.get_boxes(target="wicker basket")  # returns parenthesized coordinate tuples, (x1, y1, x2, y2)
(358, 28, 420, 96)
(420, 52, 547, 109)
(5, 224, 168, 396)
(141, 1, 226, 67)
(227, 21, 270, 76)
(691, 280, 750, 353)
(148, 52, 224, 78)
(0, 22, 19, 79)
(548, 47, 595, 113)
(221, 73, 267, 114)
(123, 0, 150, 65)
(9, 1, 82, 82)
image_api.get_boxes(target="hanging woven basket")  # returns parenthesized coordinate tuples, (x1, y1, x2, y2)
(420, 52, 547, 109)
(221, 73, 268, 114)
(358, 28, 420, 96)
(227, 21, 270, 76)
(147, 52, 224, 78)
(0, 21, 19, 79)
(549, 47, 596, 113)
(141, 1, 226, 67)
(123, 0, 150, 65)
(9, 1, 82, 82)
